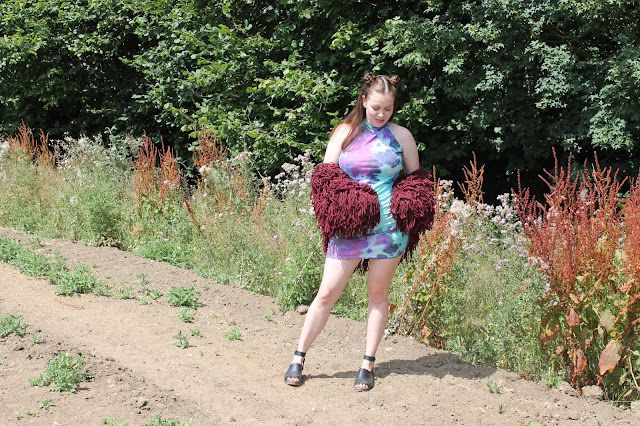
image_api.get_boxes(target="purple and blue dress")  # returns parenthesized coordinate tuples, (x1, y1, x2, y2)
(326, 121, 409, 260)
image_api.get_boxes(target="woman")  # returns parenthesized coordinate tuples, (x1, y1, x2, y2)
(284, 73, 424, 391)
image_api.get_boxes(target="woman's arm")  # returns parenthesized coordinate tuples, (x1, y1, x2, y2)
(389, 123, 419, 173)
(323, 123, 351, 164)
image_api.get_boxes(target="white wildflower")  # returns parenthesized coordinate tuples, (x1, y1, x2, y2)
(0, 141, 10, 158)
(449, 199, 472, 219)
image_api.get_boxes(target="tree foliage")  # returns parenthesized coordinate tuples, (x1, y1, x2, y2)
(1, 0, 639, 195)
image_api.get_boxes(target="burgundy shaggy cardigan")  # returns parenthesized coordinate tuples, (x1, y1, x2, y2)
(310, 162, 435, 266)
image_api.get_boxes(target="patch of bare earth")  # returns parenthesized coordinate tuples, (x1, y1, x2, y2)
(0, 227, 638, 425)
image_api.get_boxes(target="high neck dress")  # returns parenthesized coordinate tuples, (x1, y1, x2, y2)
(326, 121, 409, 259)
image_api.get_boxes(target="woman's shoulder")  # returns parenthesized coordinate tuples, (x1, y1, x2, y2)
(333, 122, 352, 138)
(324, 122, 353, 163)
(388, 122, 415, 146)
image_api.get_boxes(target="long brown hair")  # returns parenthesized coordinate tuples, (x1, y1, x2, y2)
(331, 73, 400, 150)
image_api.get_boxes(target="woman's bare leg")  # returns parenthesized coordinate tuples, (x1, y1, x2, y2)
(286, 257, 361, 383)
(355, 255, 402, 390)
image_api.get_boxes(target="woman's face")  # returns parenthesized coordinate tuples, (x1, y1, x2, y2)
(362, 91, 395, 127)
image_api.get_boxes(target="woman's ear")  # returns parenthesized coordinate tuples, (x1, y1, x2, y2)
(361, 94, 367, 108)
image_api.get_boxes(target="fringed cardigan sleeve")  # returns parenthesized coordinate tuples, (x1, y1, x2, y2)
(390, 168, 436, 260)
(310, 163, 435, 261)
(310, 162, 380, 252)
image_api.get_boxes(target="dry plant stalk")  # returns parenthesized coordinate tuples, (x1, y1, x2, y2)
(133, 135, 181, 213)
(458, 152, 484, 205)
(194, 128, 227, 170)
(621, 176, 640, 329)
(7, 122, 53, 168)
(397, 167, 463, 345)
(514, 149, 631, 390)
(9, 122, 37, 160)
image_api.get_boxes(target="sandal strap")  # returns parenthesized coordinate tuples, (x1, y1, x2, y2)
(363, 355, 376, 362)
(294, 350, 306, 357)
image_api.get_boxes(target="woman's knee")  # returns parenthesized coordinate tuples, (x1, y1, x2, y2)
(313, 287, 341, 308)
(367, 290, 389, 307)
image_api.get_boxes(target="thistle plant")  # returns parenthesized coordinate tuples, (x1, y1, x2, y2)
(0, 314, 28, 337)
(224, 327, 242, 341)
(173, 331, 190, 349)
(166, 285, 202, 309)
(178, 308, 195, 323)
(29, 352, 90, 392)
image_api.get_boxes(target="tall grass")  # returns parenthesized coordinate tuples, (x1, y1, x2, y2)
(2, 125, 640, 402)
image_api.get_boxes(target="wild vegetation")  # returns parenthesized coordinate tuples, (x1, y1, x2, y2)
(2, 123, 639, 404)
(1, 0, 639, 197)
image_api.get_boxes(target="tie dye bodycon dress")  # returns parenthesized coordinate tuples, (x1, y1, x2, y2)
(326, 121, 409, 259)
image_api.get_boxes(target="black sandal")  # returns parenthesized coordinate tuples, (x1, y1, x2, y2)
(354, 355, 375, 391)
(284, 350, 306, 386)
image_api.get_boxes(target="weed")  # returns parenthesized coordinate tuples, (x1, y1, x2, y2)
(41, 399, 55, 410)
(265, 314, 276, 323)
(24, 409, 36, 416)
(0, 233, 21, 262)
(498, 403, 504, 414)
(173, 331, 190, 349)
(166, 285, 202, 309)
(142, 412, 194, 426)
(15, 412, 22, 420)
(29, 352, 91, 392)
(138, 274, 163, 300)
(199, 349, 204, 357)
(189, 328, 201, 337)
(210, 311, 217, 319)
(116, 286, 136, 299)
(103, 417, 129, 426)
(224, 327, 242, 341)
(487, 379, 501, 394)
(139, 297, 151, 305)
(178, 308, 195, 323)
(31, 333, 41, 344)
(13, 248, 52, 277)
(0, 314, 28, 337)
(541, 368, 564, 388)
(50, 257, 109, 296)
(202, 284, 209, 291)
(0, 234, 51, 276)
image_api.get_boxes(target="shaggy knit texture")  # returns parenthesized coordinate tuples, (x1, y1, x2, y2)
(311, 163, 435, 270)
(310, 162, 380, 252)
(390, 168, 436, 261)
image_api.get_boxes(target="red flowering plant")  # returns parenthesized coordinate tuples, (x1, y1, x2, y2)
(515, 150, 640, 400)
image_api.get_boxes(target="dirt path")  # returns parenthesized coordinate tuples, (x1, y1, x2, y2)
(0, 227, 638, 425)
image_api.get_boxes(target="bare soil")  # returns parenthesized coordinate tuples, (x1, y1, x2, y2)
(0, 227, 638, 425)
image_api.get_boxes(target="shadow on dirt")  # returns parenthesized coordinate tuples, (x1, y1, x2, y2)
(310, 352, 496, 382)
